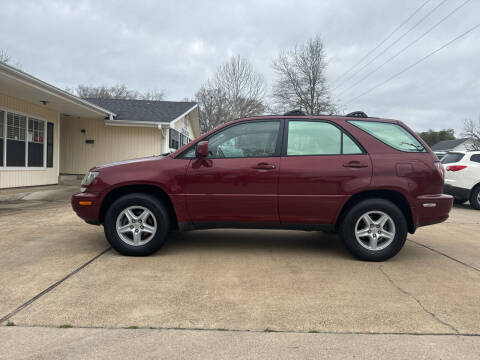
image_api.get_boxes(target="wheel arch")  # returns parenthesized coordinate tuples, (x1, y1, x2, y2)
(471, 181, 480, 195)
(99, 184, 178, 228)
(336, 189, 415, 234)
(469, 182, 480, 209)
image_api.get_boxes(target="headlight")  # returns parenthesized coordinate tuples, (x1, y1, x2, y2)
(80, 171, 99, 192)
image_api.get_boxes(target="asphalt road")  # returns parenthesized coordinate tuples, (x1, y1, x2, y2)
(0, 188, 479, 359)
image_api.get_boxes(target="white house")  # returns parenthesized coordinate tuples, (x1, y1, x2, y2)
(430, 138, 474, 159)
(0, 62, 200, 189)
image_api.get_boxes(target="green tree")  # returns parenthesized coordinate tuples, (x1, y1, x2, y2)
(417, 129, 455, 147)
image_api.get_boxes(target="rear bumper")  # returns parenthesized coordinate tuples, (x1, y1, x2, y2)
(71, 192, 102, 225)
(414, 194, 453, 229)
(443, 184, 470, 200)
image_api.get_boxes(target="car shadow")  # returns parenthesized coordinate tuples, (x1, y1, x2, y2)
(157, 229, 350, 259)
(453, 202, 472, 210)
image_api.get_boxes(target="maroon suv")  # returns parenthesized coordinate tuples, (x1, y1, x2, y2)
(72, 111, 452, 261)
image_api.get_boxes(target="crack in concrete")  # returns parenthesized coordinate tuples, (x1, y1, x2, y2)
(0, 248, 111, 324)
(4, 324, 479, 336)
(408, 239, 480, 273)
(378, 265, 459, 334)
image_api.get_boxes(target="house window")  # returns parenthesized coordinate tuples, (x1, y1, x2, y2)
(28, 118, 45, 167)
(0, 110, 4, 166)
(1, 110, 48, 168)
(169, 128, 180, 150)
(180, 133, 191, 147)
(6, 112, 27, 166)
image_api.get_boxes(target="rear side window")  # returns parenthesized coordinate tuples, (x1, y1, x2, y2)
(441, 153, 465, 164)
(287, 121, 363, 156)
(349, 120, 426, 153)
(470, 154, 480, 163)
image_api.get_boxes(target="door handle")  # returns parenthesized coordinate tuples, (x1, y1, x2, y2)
(252, 162, 276, 170)
(343, 161, 368, 168)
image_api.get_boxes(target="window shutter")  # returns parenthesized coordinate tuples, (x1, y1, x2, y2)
(6, 112, 26, 166)
(47, 122, 54, 168)
(0, 110, 3, 167)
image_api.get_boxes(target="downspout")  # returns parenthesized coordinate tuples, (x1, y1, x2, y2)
(158, 124, 169, 154)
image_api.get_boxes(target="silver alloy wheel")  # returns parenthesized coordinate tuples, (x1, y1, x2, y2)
(115, 206, 157, 246)
(354, 211, 396, 251)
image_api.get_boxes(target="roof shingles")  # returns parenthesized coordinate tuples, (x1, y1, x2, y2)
(430, 138, 469, 151)
(85, 98, 197, 123)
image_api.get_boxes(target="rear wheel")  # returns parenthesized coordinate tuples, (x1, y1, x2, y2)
(470, 186, 480, 210)
(339, 199, 407, 261)
(104, 193, 171, 256)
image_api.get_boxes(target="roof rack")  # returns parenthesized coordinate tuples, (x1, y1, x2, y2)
(283, 109, 305, 116)
(345, 111, 368, 118)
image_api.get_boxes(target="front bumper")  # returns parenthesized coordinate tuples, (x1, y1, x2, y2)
(414, 193, 453, 229)
(443, 184, 470, 200)
(71, 192, 102, 225)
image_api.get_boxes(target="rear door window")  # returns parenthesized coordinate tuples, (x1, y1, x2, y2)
(349, 120, 426, 153)
(286, 121, 363, 156)
(441, 153, 465, 164)
(343, 133, 363, 154)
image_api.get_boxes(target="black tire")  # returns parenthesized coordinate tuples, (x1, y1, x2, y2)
(470, 186, 480, 210)
(339, 199, 408, 261)
(453, 197, 468, 205)
(104, 193, 171, 256)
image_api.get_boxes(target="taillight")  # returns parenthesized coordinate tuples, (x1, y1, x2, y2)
(434, 162, 444, 180)
(446, 165, 467, 172)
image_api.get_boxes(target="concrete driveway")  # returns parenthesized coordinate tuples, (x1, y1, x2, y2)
(1, 187, 479, 359)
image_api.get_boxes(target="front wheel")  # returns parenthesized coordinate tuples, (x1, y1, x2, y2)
(104, 193, 171, 256)
(339, 199, 407, 261)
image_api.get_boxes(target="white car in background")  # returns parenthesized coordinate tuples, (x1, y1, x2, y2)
(442, 151, 480, 209)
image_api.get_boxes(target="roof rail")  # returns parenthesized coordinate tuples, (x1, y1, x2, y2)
(345, 111, 368, 118)
(283, 109, 305, 116)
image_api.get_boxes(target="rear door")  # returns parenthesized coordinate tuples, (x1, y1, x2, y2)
(278, 120, 372, 225)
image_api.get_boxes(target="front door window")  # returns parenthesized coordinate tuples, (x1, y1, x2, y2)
(207, 121, 280, 158)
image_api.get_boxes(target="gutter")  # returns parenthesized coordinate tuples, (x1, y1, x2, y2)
(104, 120, 170, 127)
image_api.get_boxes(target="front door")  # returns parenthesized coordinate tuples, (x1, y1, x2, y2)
(279, 120, 372, 224)
(184, 120, 282, 224)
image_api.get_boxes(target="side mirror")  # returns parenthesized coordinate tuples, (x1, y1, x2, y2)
(195, 141, 209, 158)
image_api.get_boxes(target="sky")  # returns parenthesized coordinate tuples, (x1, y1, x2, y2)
(1, 0, 479, 134)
